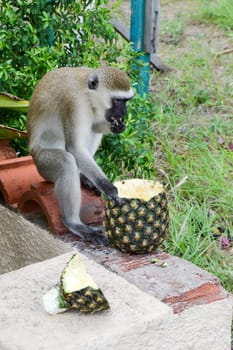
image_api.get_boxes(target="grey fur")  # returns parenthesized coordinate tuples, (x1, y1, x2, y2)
(27, 66, 133, 245)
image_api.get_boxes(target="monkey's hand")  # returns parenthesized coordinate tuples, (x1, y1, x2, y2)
(108, 192, 122, 205)
(96, 179, 122, 205)
(107, 186, 122, 205)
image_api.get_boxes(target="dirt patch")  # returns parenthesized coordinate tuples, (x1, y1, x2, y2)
(112, 0, 233, 122)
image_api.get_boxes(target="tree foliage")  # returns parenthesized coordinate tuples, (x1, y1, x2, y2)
(0, 0, 157, 180)
(0, 0, 119, 99)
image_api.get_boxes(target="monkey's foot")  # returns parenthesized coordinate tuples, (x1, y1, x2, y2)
(63, 220, 108, 246)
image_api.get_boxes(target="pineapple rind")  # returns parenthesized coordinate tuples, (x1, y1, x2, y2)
(60, 254, 110, 313)
(60, 286, 110, 313)
(105, 188, 169, 254)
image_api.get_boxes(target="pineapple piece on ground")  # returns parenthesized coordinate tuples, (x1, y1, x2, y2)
(105, 179, 169, 254)
(42, 254, 110, 315)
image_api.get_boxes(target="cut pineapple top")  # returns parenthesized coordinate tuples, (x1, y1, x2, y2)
(62, 255, 98, 293)
(114, 179, 164, 201)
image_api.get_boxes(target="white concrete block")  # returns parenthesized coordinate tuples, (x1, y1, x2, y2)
(0, 252, 172, 350)
(0, 252, 232, 350)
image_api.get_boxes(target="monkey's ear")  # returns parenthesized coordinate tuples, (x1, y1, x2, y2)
(88, 74, 99, 90)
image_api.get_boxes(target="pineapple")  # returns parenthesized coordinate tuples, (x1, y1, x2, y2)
(43, 254, 110, 314)
(105, 179, 169, 254)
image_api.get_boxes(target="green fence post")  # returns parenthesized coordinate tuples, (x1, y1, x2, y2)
(130, 0, 150, 98)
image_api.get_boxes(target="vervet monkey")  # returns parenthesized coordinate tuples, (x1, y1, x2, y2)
(27, 66, 133, 245)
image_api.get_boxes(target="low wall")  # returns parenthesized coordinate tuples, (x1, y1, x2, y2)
(0, 204, 70, 274)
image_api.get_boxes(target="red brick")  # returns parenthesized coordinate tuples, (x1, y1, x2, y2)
(19, 181, 104, 235)
(163, 282, 227, 313)
(0, 156, 43, 207)
(19, 181, 67, 234)
(70, 241, 230, 313)
(0, 140, 17, 160)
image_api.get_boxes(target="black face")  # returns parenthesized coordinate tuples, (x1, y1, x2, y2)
(105, 98, 129, 134)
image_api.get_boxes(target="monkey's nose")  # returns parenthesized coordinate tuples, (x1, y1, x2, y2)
(109, 115, 124, 122)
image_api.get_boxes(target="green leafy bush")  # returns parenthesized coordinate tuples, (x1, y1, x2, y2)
(0, 0, 119, 98)
(0, 0, 120, 146)
(0, 0, 156, 179)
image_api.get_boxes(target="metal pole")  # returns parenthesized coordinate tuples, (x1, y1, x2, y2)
(130, 0, 150, 98)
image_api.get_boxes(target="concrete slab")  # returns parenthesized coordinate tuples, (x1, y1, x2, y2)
(0, 252, 232, 350)
(0, 252, 172, 350)
(0, 205, 232, 349)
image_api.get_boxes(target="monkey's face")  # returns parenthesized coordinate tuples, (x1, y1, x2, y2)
(105, 98, 129, 134)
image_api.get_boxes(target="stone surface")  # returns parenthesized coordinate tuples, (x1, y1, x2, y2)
(0, 204, 70, 274)
(0, 204, 232, 349)
(0, 252, 172, 350)
(70, 240, 230, 313)
(0, 252, 232, 350)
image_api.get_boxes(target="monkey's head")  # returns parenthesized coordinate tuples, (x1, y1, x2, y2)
(88, 67, 134, 134)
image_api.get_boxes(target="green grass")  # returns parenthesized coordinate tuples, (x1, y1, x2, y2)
(148, 0, 233, 318)
(160, 18, 185, 45)
(158, 130, 233, 285)
(165, 198, 233, 284)
(152, 0, 233, 341)
(154, 106, 233, 285)
(195, 0, 233, 30)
